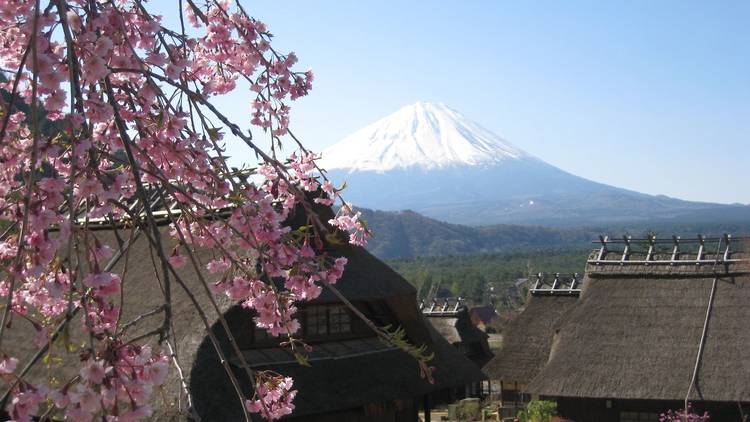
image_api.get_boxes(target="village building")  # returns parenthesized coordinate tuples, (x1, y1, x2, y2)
(525, 235, 750, 422)
(468, 305, 502, 333)
(420, 298, 493, 400)
(192, 227, 487, 421)
(1, 196, 485, 421)
(487, 277, 530, 310)
(483, 273, 581, 417)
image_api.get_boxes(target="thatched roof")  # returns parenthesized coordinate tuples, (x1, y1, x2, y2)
(483, 295, 578, 385)
(427, 316, 463, 345)
(314, 242, 417, 302)
(3, 203, 483, 420)
(526, 253, 750, 402)
(425, 309, 488, 346)
(425, 309, 493, 368)
(2, 225, 233, 418)
(190, 305, 486, 420)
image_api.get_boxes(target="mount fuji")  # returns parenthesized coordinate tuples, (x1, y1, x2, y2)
(320, 102, 748, 226)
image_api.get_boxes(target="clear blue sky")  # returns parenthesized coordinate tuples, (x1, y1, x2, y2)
(155, 1, 749, 204)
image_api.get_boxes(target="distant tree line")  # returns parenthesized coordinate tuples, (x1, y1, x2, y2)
(387, 248, 589, 305)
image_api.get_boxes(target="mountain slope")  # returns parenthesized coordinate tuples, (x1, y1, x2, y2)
(322, 102, 747, 226)
(360, 208, 750, 259)
(359, 208, 594, 258)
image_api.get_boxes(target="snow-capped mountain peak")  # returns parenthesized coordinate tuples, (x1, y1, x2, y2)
(320, 102, 529, 172)
(317, 102, 739, 226)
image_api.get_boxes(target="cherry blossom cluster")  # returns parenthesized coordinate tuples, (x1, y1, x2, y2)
(59, 345, 167, 422)
(0, 0, 366, 420)
(245, 372, 297, 420)
(2, 344, 167, 422)
(660, 406, 710, 422)
(184, 0, 313, 138)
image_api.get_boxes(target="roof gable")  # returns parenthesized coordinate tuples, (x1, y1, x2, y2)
(484, 294, 578, 384)
(527, 253, 750, 402)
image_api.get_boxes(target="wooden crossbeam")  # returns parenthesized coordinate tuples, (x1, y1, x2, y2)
(588, 234, 746, 266)
(587, 258, 745, 265)
(530, 273, 582, 296)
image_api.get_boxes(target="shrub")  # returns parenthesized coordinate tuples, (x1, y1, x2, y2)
(518, 400, 557, 422)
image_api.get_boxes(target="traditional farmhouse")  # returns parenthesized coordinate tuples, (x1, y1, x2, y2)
(525, 236, 750, 422)
(192, 225, 486, 421)
(420, 298, 493, 399)
(468, 305, 501, 333)
(421, 298, 493, 366)
(1, 195, 484, 421)
(484, 273, 581, 414)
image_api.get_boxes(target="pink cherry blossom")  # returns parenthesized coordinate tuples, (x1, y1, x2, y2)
(0, 1, 371, 420)
(80, 360, 106, 384)
(167, 253, 187, 268)
(0, 355, 18, 375)
(81, 55, 110, 83)
(245, 375, 297, 420)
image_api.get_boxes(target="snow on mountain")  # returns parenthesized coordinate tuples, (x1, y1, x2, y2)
(320, 102, 746, 226)
(320, 102, 528, 172)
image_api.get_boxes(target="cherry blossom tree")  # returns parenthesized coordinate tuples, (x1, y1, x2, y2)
(0, 1, 432, 420)
(660, 405, 710, 422)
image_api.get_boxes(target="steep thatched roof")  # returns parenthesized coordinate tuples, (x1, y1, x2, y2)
(190, 305, 486, 420)
(483, 295, 578, 385)
(314, 242, 417, 302)
(3, 203, 482, 420)
(427, 316, 462, 345)
(526, 254, 750, 402)
(425, 311, 488, 346)
(2, 225, 233, 418)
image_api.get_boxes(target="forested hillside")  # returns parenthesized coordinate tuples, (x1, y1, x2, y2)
(360, 207, 750, 259)
(386, 248, 589, 303)
(360, 208, 594, 258)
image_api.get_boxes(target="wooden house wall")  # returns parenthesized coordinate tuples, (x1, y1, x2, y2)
(499, 381, 531, 406)
(285, 399, 417, 422)
(556, 397, 750, 422)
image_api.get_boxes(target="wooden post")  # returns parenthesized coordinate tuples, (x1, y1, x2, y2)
(533, 273, 543, 290)
(723, 233, 732, 261)
(620, 235, 631, 264)
(671, 235, 680, 264)
(696, 234, 705, 264)
(596, 235, 608, 262)
(645, 235, 655, 264)
(550, 273, 560, 291)
(500, 380, 504, 406)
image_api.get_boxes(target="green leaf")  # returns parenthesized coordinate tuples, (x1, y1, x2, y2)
(294, 352, 311, 367)
(325, 233, 344, 246)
